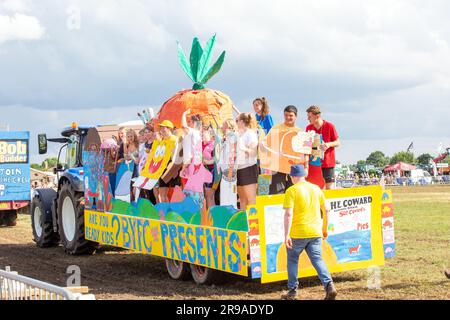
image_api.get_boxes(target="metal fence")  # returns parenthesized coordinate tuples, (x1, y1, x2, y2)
(0, 267, 95, 300)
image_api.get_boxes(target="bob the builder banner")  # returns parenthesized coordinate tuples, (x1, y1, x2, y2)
(252, 186, 384, 283)
(0, 131, 30, 201)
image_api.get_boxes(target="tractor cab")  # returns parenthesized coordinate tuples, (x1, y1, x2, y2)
(39, 123, 92, 173)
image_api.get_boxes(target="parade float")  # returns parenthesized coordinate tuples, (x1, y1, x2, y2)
(34, 35, 396, 285)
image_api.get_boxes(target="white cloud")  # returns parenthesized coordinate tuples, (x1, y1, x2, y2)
(1, 0, 29, 13)
(180, 0, 450, 84)
(0, 13, 45, 43)
(1, 1, 450, 165)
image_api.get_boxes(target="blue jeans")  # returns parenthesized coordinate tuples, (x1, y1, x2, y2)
(287, 237, 333, 290)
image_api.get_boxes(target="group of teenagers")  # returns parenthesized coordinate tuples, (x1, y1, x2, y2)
(113, 98, 340, 300)
(113, 99, 340, 211)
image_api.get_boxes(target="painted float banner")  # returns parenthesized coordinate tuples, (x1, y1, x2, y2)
(85, 210, 248, 276)
(250, 186, 384, 283)
(0, 131, 30, 201)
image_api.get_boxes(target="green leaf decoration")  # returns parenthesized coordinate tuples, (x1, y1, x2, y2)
(200, 50, 225, 84)
(192, 82, 205, 90)
(198, 34, 216, 81)
(190, 37, 203, 82)
(176, 34, 226, 89)
(177, 41, 194, 82)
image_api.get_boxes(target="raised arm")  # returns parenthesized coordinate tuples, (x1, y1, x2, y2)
(182, 109, 191, 130)
(232, 104, 241, 115)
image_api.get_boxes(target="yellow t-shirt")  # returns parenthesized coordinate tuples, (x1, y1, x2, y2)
(283, 181, 325, 238)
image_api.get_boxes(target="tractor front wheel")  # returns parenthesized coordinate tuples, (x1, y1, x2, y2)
(31, 196, 59, 247)
(57, 181, 96, 255)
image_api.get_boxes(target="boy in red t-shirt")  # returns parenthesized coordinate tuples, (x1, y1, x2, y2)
(305, 106, 340, 190)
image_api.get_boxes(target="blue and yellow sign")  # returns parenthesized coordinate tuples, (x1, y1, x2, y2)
(254, 186, 384, 283)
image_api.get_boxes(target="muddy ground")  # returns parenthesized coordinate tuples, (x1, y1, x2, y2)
(0, 214, 378, 300)
(1, 185, 449, 300)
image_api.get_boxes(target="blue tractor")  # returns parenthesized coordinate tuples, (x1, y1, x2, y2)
(30, 123, 97, 254)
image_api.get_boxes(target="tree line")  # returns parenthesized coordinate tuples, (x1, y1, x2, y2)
(30, 157, 58, 171)
(355, 151, 450, 169)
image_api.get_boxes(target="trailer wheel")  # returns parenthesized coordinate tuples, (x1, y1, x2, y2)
(190, 265, 225, 285)
(3, 210, 17, 226)
(31, 197, 59, 247)
(0, 211, 6, 226)
(165, 259, 191, 281)
(57, 181, 96, 255)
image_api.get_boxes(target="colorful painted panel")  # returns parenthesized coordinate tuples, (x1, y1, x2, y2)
(83, 150, 106, 210)
(247, 206, 262, 278)
(0, 131, 30, 201)
(115, 161, 134, 203)
(256, 186, 384, 283)
(259, 128, 307, 174)
(381, 189, 396, 259)
(133, 138, 176, 190)
(85, 209, 248, 276)
(257, 174, 271, 196)
(106, 196, 248, 232)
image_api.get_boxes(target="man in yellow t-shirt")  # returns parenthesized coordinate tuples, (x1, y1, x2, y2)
(281, 164, 337, 300)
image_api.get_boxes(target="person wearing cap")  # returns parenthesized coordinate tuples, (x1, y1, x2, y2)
(281, 164, 337, 300)
(156, 120, 180, 203)
(306, 105, 340, 190)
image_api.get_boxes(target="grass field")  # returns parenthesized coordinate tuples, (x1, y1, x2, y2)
(0, 185, 449, 300)
(371, 185, 450, 299)
(328, 184, 450, 300)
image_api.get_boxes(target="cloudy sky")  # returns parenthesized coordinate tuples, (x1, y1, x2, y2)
(1, 0, 450, 165)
